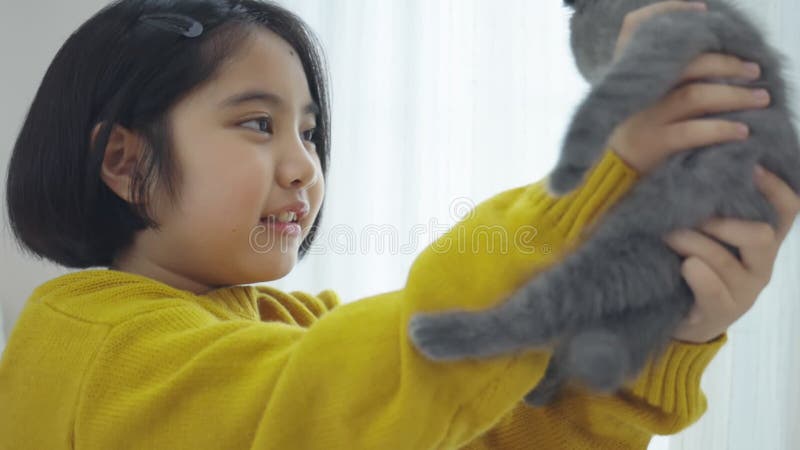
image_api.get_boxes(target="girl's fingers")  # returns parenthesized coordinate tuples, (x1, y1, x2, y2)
(661, 119, 748, 153)
(680, 256, 739, 317)
(630, 0, 707, 19)
(664, 228, 751, 298)
(623, 1, 708, 29)
(754, 165, 800, 242)
(654, 83, 770, 123)
(698, 218, 777, 281)
(679, 53, 760, 83)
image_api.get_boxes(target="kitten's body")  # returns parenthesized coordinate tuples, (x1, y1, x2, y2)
(409, 0, 800, 406)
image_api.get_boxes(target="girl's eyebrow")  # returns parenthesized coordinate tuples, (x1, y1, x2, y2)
(219, 89, 320, 116)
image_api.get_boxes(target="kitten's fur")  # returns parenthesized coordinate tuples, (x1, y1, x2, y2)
(408, 0, 800, 407)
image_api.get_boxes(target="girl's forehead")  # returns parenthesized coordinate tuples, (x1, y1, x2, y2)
(230, 29, 304, 80)
(198, 29, 311, 108)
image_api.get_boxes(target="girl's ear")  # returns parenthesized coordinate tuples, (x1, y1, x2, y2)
(94, 122, 145, 204)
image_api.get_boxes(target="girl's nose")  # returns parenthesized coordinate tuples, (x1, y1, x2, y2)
(276, 135, 318, 190)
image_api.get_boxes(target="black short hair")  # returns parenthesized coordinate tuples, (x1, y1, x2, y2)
(5, 0, 330, 268)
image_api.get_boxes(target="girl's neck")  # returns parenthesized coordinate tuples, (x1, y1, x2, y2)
(110, 249, 215, 296)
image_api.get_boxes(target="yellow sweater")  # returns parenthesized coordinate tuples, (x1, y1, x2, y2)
(0, 150, 726, 450)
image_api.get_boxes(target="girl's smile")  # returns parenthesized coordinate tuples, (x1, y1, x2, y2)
(258, 199, 311, 238)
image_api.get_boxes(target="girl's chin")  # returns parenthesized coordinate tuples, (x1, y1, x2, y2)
(260, 250, 298, 270)
(234, 259, 296, 285)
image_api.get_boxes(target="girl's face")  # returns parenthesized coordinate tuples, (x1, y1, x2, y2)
(113, 28, 325, 294)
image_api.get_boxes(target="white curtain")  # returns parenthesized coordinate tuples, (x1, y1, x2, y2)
(272, 1, 800, 449)
(274, 0, 585, 310)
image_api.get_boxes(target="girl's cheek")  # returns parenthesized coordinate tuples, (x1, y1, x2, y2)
(221, 171, 268, 223)
(178, 162, 268, 234)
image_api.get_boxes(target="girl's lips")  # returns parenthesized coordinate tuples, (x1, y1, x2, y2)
(259, 217, 302, 237)
(260, 201, 310, 222)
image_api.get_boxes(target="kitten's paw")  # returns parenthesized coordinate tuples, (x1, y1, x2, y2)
(547, 164, 588, 195)
(523, 357, 566, 407)
(523, 382, 560, 407)
(408, 310, 506, 361)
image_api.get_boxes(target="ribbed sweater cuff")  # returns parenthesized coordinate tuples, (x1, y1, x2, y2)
(523, 150, 640, 243)
(624, 333, 727, 426)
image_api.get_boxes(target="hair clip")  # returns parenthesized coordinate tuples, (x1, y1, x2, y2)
(138, 13, 204, 38)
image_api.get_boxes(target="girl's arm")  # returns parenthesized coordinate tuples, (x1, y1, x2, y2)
(402, 148, 726, 449)
(74, 149, 648, 450)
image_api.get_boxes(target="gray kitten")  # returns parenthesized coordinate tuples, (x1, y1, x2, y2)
(408, 0, 800, 407)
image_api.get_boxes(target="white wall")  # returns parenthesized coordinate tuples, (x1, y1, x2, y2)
(0, 2, 98, 341)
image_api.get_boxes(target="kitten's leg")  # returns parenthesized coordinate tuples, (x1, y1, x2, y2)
(567, 299, 689, 395)
(550, 11, 732, 195)
(523, 342, 570, 407)
(408, 230, 684, 361)
(523, 299, 690, 407)
(408, 304, 545, 361)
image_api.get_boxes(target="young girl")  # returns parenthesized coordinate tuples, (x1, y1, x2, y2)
(1, 0, 798, 448)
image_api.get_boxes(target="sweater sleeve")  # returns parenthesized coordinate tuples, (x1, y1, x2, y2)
(462, 335, 727, 449)
(76, 150, 648, 450)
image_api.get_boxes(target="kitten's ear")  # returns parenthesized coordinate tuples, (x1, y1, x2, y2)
(563, 0, 576, 7)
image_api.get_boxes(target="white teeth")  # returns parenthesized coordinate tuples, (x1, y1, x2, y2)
(262, 211, 298, 224)
(277, 211, 296, 223)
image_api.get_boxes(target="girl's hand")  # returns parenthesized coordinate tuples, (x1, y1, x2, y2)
(663, 166, 800, 344)
(607, 1, 770, 175)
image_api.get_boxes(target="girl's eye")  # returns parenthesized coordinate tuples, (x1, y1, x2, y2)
(302, 127, 317, 142)
(240, 116, 273, 134)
